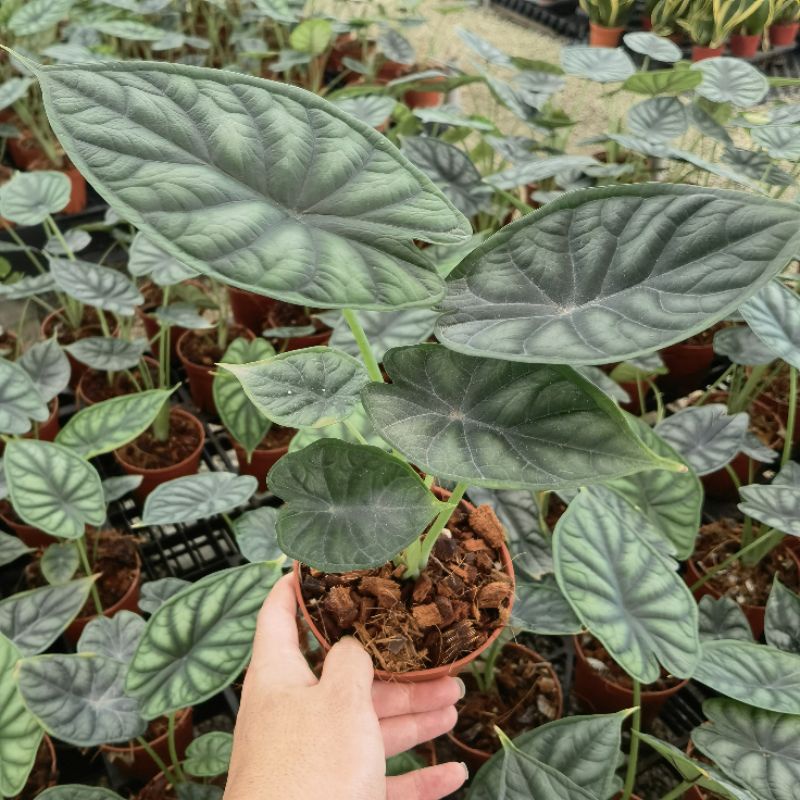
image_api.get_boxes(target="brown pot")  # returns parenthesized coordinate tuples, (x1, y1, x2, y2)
(589, 22, 625, 48)
(692, 45, 724, 61)
(233, 437, 293, 493)
(573, 635, 689, 727)
(446, 642, 563, 770)
(228, 286, 276, 333)
(76, 357, 159, 408)
(176, 326, 253, 414)
(641, 14, 653, 30)
(729, 33, 762, 57)
(619, 380, 651, 415)
(770, 21, 800, 46)
(658, 341, 715, 395)
(264, 306, 330, 352)
(0, 503, 57, 549)
(759, 386, 800, 444)
(114, 407, 206, 501)
(103, 707, 193, 781)
(63, 551, 142, 644)
(7, 129, 40, 170)
(294, 489, 516, 683)
(404, 77, 447, 110)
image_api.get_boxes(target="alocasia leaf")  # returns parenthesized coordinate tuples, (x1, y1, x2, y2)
(554, 486, 700, 683)
(0, 532, 32, 568)
(127, 562, 281, 717)
(377, 28, 415, 64)
(512, 575, 582, 636)
(19, 339, 70, 403)
(44, 228, 91, 256)
(560, 46, 635, 83)
(128, 232, 197, 286)
(64, 337, 149, 371)
(176, 785, 223, 800)
(622, 69, 703, 97)
(184, 731, 233, 777)
(692, 58, 769, 108)
(269, 439, 440, 571)
(49, 257, 143, 316)
(751, 125, 800, 161)
(40, 542, 80, 585)
(627, 97, 687, 143)
(77, 611, 146, 664)
(290, 18, 333, 55)
(698, 596, 752, 643)
(713, 326, 776, 365)
(233, 507, 283, 563)
(741, 279, 800, 370)
(17, 653, 147, 746)
(436, 185, 800, 365)
(362, 345, 671, 490)
(4, 440, 105, 539)
(288, 402, 387, 452)
(0, 274, 56, 301)
(692, 698, 800, 800)
(221, 347, 369, 429)
(36, 788, 125, 800)
(0, 579, 94, 656)
(693, 640, 800, 714)
(153, 304, 213, 330)
(0, 634, 43, 798)
(765, 578, 800, 654)
(623, 32, 682, 62)
(138, 578, 190, 615)
(141, 473, 258, 526)
(90, 20, 169, 40)
(36, 61, 470, 310)
(328, 308, 438, 361)
(655, 405, 748, 476)
(0, 171, 70, 225)
(56, 389, 173, 458)
(737, 484, 800, 536)
(0, 358, 49, 435)
(332, 95, 396, 128)
(457, 28, 512, 66)
(102, 475, 143, 504)
(0, 77, 34, 110)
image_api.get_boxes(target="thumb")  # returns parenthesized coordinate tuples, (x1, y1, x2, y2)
(319, 636, 374, 703)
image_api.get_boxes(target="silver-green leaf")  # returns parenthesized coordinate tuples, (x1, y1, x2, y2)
(19, 339, 70, 404)
(698, 596, 753, 643)
(77, 611, 146, 664)
(49, 257, 143, 317)
(184, 731, 233, 777)
(0, 171, 71, 226)
(0, 358, 49, 435)
(64, 337, 149, 371)
(40, 542, 80, 586)
(765, 578, 800, 654)
(233, 506, 283, 563)
(740, 279, 800, 371)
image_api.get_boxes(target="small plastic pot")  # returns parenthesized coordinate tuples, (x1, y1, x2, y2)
(228, 286, 276, 333)
(589, 23, 625, 48)
(103, 707, 193, 781)
(7, 129, 40, 170)
(76, 358, 159, 408)
(294, 489, 516, 683)
(729, 33, 762, 57)
(573, 635, 688, 727)
(264, 306, 330, 352)
(446, 642, 563, 770)
(114, 407, 206, 501)
(692, 45, 724, 61)
(770, 21, 800, 46)
(233, 435, 294, 492)
(404, 75, 448, 109)
(658, 340, 715, 395)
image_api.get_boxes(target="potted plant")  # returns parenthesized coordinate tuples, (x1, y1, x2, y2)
(579, 0, 637, 47)
(769, 0, 800, 45)
(680, 0, 769, 59)
(729, 0, 771, 56)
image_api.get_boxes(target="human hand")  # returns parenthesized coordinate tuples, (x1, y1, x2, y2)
(224, 573, 469, 800)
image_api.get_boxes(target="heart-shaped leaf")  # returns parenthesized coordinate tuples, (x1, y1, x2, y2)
(176, 784, 223, 800)
(484, 155, 600, 191)
(413, 106, 496, 132)
(554, 486, 700, 683)
(688, 103, 732, 144)
(0, 634, 43, 798)
(765, 578, 800, 654)
(328, 308, 438, 361)
(0, 77, 34, 110)
(18, 653, 146, 746)
(738, 484, 800, 536)
(233, 507, 283, 563)
(49, 257, 143, 316)
(512, 575, 582, 635)
(456, 28, 511, 66)
(623, 69, 703, 96)
(19, 339, 70, 403)
(627, 97, 687, 143)
(751, 125, 800, 161)
(138, 578, 190, 615)
(332, 95, 396, 128)
(64, 337, 149, 371)
(623, 31, 682, 62)
(128, 232, 197, 286)
(127, 562, 281, 718)
(90, 20, 168, 40)
(604, 417, 701, 560)
(290, 18, 333, 55)
(378, 28, 415, 64)
(153, 304, 214, 330)
(184, 731, 233, 777)
(437, 185, 800, 365)
(693, 58, 769, 108)
(56, 389, 173, 458)
(741, 280, 800, 370)
(102, 475, 143, 504)
(575, 366, 630, 403)
(4, 440, 105, 539)
(44, 228, 91, 256)
(655, 405, 748, 476)
(289, 402, 387, 452)
(36, 788, 125, 800)
(699, 596, 752, 643)
(0, 358, 49, 435)
(362, 345, 670, 490)
(713, 326, 776, 365)
(269, 439, 440, 571)
(222, 347, 369, 429)
(722, 147, 795, 187)
(693, 640, 800, 714)
(213, 337, 274, 459)
(37, 61, 470, 310)
(0, 171, 71, 226)
(141, 473, 258, 526)
(0, 274, 56, 300)
(8, 0, 72, 35)
(0, 531, 32, 568)
(77, 611, 145, 663)
(692, 698, 800, 800)
(0, 578, 94, 656)
(40, 542, 80, 585)
(561, 46, 635, 83)
(401, 137, 493, 217)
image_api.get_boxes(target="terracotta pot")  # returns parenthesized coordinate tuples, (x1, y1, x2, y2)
(32, 398, 60, 442)
(233, 436, 293, 492)
(76, 358, 159, 408)
(103, 707, 193, 781)
(404, 75, 448, 109)
(729, 33, 762, 57)
(378, 59, 411, 81)
(177, 327, 253, 414)
(228, 286, 276, 333)
(446, 642, 563, 769)
(658, 340, 715, 395)
(264, 306, 330, 352)
(619, 380, 651, 415)
(589, 23, 625, 48)
(770, 21, 800, 46)
(684, 548, 800, 639)
(137, 279, 209, 359)
(7, 130, 40, 170)
(0, 504, 57, 549)
(759, 388, 800, 444)
(573, 635, 688, 726)
(294, 489, 516, 683)
(114, 407, 205, 501)
(641, 14, 653, 30)
(692, 45, 724, 61)
(63, 551, 142, 644)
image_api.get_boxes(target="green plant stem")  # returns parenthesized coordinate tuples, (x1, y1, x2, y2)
(136, 735, 179, 787)
(646, 378, 665, 424)
(694, 364, 735, 407)
(691, 528, 781, 591)
(167, 712, 186, 782)
(730, 363, 769, 414)
(621, 680, 642, 800)
(723, 463, 741, 492)
(0, 220, 46, 272)
(343, 418, 369, 445)
(496, 188, 534, 216)
(781, 366, 797, 466)
(480, 635, 504, 693)
(12, 101, 60, 165)
(409, 482, 469, 577)
(342, 309, 383, 382)
(636, 378, 646, 416)
(76, 537, 103, 616)
(658, 780, 697, 800)
(46, 215, 76, 261)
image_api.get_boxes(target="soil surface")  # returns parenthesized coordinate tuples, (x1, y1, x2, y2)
(12, 738, 55, 800)
(180, 324, 249, 366)
(694, 518, 799, 606)
(578, 634, 683, 692)
(453, 645, 560, 752)
(80, 361, 159, 404)
(257, 425, 296, 450)
(43, 308, 111, 345)
(683, 322, 729, 347)
(265, 302, 330, 334)
(117, 409, 201, 470)
(27, 528, 139, 615)
(301, 502, 513, 672)
(749, 404, 783, 448)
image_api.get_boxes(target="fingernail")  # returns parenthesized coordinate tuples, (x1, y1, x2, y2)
(459, 762, 469, 780)
(455, 677, 466, 699)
